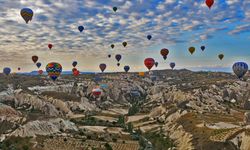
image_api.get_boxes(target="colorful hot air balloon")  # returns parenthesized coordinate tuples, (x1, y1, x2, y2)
(78, 26, 84, 32)
(72, 61, 78, 67)
(170, 62, 176, 69)
(122, 42, 127, 47)
(73, 70, 80, 76)
(189, 47, 195, 55)
(46, 62, 62, 81)
(206, 0, 214, 9)
(160, 48, 169, 60)
(108, 54, 111, 58)
(36, 62, 42, 68)
(32, 56, 38, 63)
(111, 44, 115, 49)
(48, 44, 53, 50)
(99, 63, 107, 72)
(92, 87, 102, 97)
(147, 35, 152, 40)
(155, 62, 158, 67)
(38, 70, 43, 75)
(201, 46, 205, 51)
(232, 62, 248, 79)
(3, 67, 11, 75)
(115, 54, 122, 62)
(20, 8, 33, 24)
(218, 54, 224, 60)
(144, 58, 155, 70)
(124, 66, 130, 72)
(113, 7, 118, 12)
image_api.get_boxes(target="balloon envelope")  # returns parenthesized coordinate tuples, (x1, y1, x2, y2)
(99, 63, 106, 72)
(115, 54, 122, 62)
(189, 47, 195, 54)
(124, 66, 130, 72)
(144, 58, 155, 70)
(78, 26, 84, 32)
(46, 62, 62, 81)
(72, 61, 77, 67)
(155, 62, 158, 67)
(48, 44, 53, 49)
(206, 0, 214, 9)
(32, 56, 38, 63)
(20, 8, 33, 23)
(92, 88, 102, 97)
(111, 44, 115, 49)
(160, 48, 169, 60)
(218, 54, 224, 60)
(73, 70, 80, 76)
(113, 7, 118, 12)
(108, 54, 111, 58)
(232, 62, 248, 79)
(18, 67, 21, 71)
(170, 62, 176, 69)
(122, 42, 127, 47)
(38, 70, 43, 75)
(3, 67, 11, 75)
(36, 62, 41, 68)
(201, 46, 205, 51)
(147, 35, 152, 40)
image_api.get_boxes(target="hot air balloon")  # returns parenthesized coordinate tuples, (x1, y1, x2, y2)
(138, 72, 145, 77)
(92, 87, 102, 97)
(144, 58, 155, 70)
(18, 67, 21, 71)
(170, 62, 176, 69)
(147, 35, 152, 40)
(36, 62, 41, 68)
(189, 47, 195, 55)
(218, 54, 224, 60)
(124, 66, 130, 72)
(115, 54, 122, 62)
(38, 70, 43, 75)
(206, 0, 214, 9)
(108, 54, 111, 58)
(99, 63, 106, 72)
(155, 62, 158, 67)
(117, 63, 120, 67)
(72, 61, 77, 67)
(72, 68, 77, 73)
(20, 8, 33, 24)
(160, 48, 169, 60)
(3, 67, 11, 75)
(111, 44, 115, 49)
(32, 56, 38, 63)
(122, 42, 127, 47)
(48, 44, 53, 50)
(78, 26, 84, 32)
(46, 62, 62, 81)
(73, 70, 80, 76)
(113, 7, 118, 12)
(232, 62, 248, 79)
(201, 46, 205, 51)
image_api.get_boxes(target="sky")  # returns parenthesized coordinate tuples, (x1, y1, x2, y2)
(0, 0, 249, 72)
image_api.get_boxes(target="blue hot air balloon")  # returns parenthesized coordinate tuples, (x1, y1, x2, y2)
(36, 62, 42, 68)
(78, 26, 84, 32)
(3, 67, 11, 75)
(232, 62, 248, 79)
(201, 46, 205, 51)
(72, 61, 78, 67)
(124, 66, 130, 72)
(147, 35, 152, 40)
(20, 8, 33, 24)
(170, 62, 176, 69)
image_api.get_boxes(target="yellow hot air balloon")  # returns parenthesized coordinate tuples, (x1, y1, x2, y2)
(189, 47, 195, 55)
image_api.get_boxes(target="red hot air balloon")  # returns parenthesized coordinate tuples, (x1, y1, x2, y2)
(32, 56, 38, 63)
(48, 44, 53, 50)
(38, 70, 43, 75)
(18, 67, 21, 71)
(73, 70, 80, 76)
(160, 48, 169, 60)
(92, 87, 102, 98)
(99, 63, 107, 72)
(72, 68, 77, 73)
(144, 58, 155, 70)
(206, 0, 214, 9)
